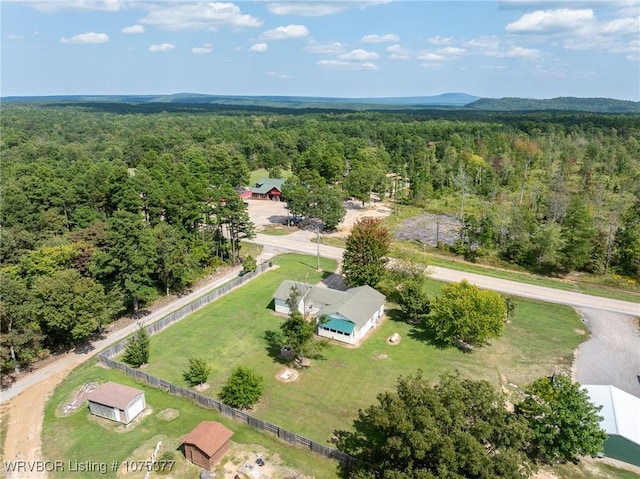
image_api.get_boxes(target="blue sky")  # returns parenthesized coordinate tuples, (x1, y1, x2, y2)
(2, 1, 639, 100)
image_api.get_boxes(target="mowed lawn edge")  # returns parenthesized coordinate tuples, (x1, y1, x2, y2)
(41, 360, 341, 479)
(139, 253, 587, 445)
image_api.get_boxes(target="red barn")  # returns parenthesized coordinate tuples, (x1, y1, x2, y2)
(182, 421, 234, 470)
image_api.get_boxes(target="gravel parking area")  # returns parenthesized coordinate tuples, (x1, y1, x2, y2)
(574, 308, 640, 396)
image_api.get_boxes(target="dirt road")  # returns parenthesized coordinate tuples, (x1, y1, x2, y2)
(0, 266, 242, 479)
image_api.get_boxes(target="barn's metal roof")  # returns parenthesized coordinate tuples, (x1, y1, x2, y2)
(584, 385, 640, 445)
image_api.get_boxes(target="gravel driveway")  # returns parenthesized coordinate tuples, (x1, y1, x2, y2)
(574, 308, 640, 396)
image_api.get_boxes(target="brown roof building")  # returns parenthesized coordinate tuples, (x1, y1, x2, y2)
(182, 421, 234, 470)
(86, 382, 146, 424)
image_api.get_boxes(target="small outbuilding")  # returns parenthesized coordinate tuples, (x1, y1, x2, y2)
(86, 381, 146, 424)
(182, 421, 234, 471)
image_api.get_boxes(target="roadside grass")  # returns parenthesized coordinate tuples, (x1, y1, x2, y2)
(391, 242, 640, 303)
(238, 240, 263, 260)
(41, 361, 339, 479)
(0, 406, 8, 463)
(141, 253, 587, 445)
(550, 461, 640, 479)
(259, 224, 300, 236)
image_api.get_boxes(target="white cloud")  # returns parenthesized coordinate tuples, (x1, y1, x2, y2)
(60, 32, 109, 44)
(317, 59, 378, 70)
(305, 41, 345, 54)
(122, 24, 145, 34)
(502, 46, 542, 58)
(18, 0, 123, 12)
(464, 36, 501, 51)
(266, 2, 348, 16)
(600, 15, 640, 35)
(192, 43, 213, 54)
(417, 52, 445, 61)
(261, 24, 309, 40)
(437, 46, 466, 56)
(6, 34, 25, 41)
(427, 35, 454, 45)
(267, 71, 293, 79)
(267, 0, 393, 16)
(386, 44, 411, 60)
(338, 49, 379, 61)
(361, 33, 399, 43)
(141, 2, 262, 31)
(149, 43, 175, 52)
(506, 8, 595, 33)
(250, 42, 268, 52)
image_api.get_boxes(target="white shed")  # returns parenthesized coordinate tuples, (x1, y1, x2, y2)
(86, 382, 146, 424)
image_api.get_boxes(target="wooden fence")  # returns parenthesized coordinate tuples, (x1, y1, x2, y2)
(97, 261, 356, 467)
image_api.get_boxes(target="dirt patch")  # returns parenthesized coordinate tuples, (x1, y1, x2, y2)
(221, 443, 313, 479)
(275, 368, 299, 383)
(156, 408, 179, 421)
(374, 353, 389, 360)
(574, 328, 586, 335)
(194, 383, 211, 392)
(55, 381, 97, 417)
(394, 213, 462, 247)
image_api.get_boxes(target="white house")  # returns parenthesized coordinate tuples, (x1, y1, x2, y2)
(272, 280, 386, 345)
(86, 382, 146, 424)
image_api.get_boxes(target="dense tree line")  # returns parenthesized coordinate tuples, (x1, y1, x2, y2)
(1, 103, 638, 373)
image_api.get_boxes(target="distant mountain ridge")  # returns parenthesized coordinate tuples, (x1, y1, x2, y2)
(2, 93, 639, 113)
(467, 96, 640, 113)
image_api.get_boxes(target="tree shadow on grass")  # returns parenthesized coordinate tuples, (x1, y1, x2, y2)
(384, 309, 453, 350)
(263, 330, 291, 365)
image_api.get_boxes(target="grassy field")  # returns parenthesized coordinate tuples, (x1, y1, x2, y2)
(141, 253, 587, 445)
(41, 361, 340, 479)
(40, 252, 637, 479)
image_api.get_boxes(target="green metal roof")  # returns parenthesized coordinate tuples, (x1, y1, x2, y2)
(320, 317, 355, 335)
(252, 178, 284, 195)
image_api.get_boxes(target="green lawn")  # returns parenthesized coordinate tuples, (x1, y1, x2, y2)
(42, 361, 340, 479)
(141, 253, 587, 445)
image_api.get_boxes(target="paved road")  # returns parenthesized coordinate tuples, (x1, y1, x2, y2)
(249, 232, 640, 315)
(0, 266, 242, 405)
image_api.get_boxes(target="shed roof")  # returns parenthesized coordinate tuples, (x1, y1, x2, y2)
(252, 178, 284, 195)
(86, 382, 144, 410)
(584, 385, 640, 445)
(183, 421, 234, 457)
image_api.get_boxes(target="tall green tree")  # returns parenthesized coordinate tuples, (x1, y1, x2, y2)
(342, 218, 391, 287)
(92, 210, 157, 312)
(219, 366, 265, 410)
(32, 269, 113, 347)
(0, 276, 43, 374)
(560, 197, 595, 272)
(121, 323, 150, 368)
(614, 200, 640, 281)
(516, 374, 606, 463)
(152, 223, 196, 296)
(335, 371, 533, 479)
(425, 280, 507, 347)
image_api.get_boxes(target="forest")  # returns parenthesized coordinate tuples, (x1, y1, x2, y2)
(1, 101, 639, 375)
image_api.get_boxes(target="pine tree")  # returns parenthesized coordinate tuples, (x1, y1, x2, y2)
(122, 324, 150, 368)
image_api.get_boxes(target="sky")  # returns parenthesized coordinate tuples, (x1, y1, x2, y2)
(2, 0, 639, 100)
